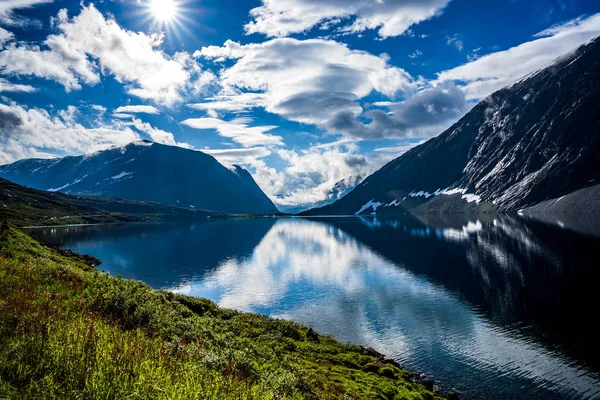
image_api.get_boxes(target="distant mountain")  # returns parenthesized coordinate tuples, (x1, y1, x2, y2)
(305, 37, 600, 216)
(0, 141, 279, 215)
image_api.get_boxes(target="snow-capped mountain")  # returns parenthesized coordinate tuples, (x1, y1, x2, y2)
(0, 141, 279, 215)
(305, 37, 600, 216)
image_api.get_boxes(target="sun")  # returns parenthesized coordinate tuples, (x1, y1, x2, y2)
(138, 0, 199, 45)
(149, 0, 178, 22)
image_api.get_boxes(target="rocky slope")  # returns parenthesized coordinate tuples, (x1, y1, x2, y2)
(305, 37, 600, 216)
(0, 141, 279, 215)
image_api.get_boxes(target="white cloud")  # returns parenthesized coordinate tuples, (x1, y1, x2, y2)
(182, 116, 284, 147)
(374, 140, 426, 154)
(372, 101, 393, 107)
(312, 137, 361, 150)
(188, 92, 268, 113)
(244, 0, 451, 39)
(244, 146, 384, 208)
(329, 85, 469, 139)
(408, 50, 423, 59)
(111, 113, 134, 119)
(0, 0, 53, 25)
(0, 27, 14, 46)
(0, 77, 36, 93)
(195, 38, 419, 139)
(0, 102, 140, 164)
(90, 105, 106, 114)
(435, 13, 600, 100)
(129, 118, 192, 148)
(0, 39, 99, 91)
(202, 147, 272, 165)
(447, 34, 464, 51)
(114, 105, 160, 115)
(0, 5, 212, 104)
(55, 6, 190, 102)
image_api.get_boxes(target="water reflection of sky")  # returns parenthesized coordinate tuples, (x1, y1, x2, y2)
(27, 217, 600, 399)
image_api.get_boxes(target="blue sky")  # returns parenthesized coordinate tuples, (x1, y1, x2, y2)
(0, 0, 599, 210)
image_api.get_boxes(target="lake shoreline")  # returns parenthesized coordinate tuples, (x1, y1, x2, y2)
(0, 222, 451, 399)
(17, 215, 600, 399)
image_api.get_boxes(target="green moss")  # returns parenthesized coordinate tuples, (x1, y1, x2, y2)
(0, 225, 444, 399)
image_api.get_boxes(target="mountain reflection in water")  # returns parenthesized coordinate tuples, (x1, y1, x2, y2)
(26, 214, 600, 400)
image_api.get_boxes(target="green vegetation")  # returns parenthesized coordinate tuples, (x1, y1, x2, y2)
(0, 223, 444, 399)
(0, 178, 222, 227)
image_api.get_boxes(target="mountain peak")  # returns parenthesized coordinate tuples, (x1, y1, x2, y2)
(305, 37, 600, 215)
(0, 143, 279, 215)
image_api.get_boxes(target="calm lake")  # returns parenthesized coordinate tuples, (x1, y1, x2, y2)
(26, 215, 600, 399)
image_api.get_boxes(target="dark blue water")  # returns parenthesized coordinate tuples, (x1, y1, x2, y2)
(26, 215, 600, 399)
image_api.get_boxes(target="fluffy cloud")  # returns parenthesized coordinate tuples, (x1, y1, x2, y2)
(435, 13, 600, 100)
(246, 146, 383, 208)
(0, 40, 99, 91)
(245, 0, 451, 39)
(90, 105, 106, 114)
(0, 78, 36, 93)
(195, 38, 424, 139)
(182, 116, 284, 147)
(0, 0, 52, 25)
(0, 102, 140, 164)
(114, 105, 160, 115)
(337, 86, 469, 139)
(0, 5, 211, 103)
(129, 118, 191, 148)
(0, 27, 13, 46)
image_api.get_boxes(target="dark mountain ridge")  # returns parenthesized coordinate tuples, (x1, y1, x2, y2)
(305, 37, 600, 216)
(0, 141, 279, 215)
(0, 177, 221, 226)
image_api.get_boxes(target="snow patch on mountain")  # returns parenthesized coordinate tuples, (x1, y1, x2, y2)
(409, 187, 482, 204)
(111, 171, 132, 180)
(48, 179, 82, 192)
(355, 200, 384, 215)
(356, 187, 482, 214)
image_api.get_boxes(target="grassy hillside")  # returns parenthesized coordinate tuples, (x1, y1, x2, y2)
(0, 223, 445, 399)
(0, 178, 135, 227)
(0, 178, 220, 227)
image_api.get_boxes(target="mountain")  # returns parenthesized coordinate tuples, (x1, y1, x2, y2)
(305, 37, 600, 216)
(0, 141, 279, 215)
(0, 177, 220, 227)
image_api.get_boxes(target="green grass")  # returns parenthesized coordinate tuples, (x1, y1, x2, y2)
(0, 223, 444, 399)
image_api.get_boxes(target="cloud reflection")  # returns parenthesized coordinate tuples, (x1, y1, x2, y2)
(172, 217, 600, 399)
